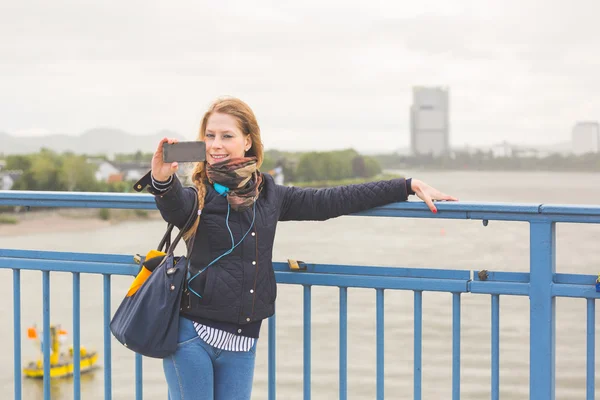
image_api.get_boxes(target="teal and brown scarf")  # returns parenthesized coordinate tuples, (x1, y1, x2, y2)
(206, 157, 262, 211)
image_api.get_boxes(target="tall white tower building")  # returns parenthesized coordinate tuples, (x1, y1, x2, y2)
(410, 87, 450, 156)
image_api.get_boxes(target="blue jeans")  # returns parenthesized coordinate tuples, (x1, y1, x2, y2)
(163, 317, 257, 400)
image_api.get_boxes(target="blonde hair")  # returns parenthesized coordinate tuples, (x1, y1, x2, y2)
(183, 97, 264, 241)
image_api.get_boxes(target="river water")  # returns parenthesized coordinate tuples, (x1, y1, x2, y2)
(1, 170, 599, 399)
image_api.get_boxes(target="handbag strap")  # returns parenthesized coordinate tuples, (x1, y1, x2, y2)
(166, 186, 199, 256)
(153, 186, 200, 302)
(157, 224, 174, 252)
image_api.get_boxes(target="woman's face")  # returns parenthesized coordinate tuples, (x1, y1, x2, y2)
(204, 112, 252, 165)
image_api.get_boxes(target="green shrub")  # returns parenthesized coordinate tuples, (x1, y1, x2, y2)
(98, 209, 110, 220)
(0, 215, 18, 224)
(134, 209, 149, 218)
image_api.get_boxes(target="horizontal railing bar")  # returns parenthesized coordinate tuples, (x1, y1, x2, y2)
(273, 262, 471, 280)
(554, 273, 598, 285)
(357, 207, 600, 223)
(5, 253, 599, 299)
(0, 191, 156, 209)
(534, 215, 600, 224)
(472, 271, 529, 283)
(473, 282, 600, 298)
(276, 271, 469, 292)
(358, 205, 599, 222)
(540, 204, 600, 215)
(469, 212, 600, 224)
(0, 258, 138, 276)
(3, 253, 470, 280)
(1, 253, 471, 282)
(363, 201, 543, 214)
(551, 284, 600, 299)
(354, 209, 470, 220)
(0, 199, 157, 210)
(0, 249, 135, 264)
(3, 191, 600, 222)
(469, 281, 529, 296)
(469, 271, 599, 288)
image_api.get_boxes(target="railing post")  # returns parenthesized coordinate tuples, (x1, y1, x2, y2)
(339, 287, 347, 400)
(452, 293, 461, 400)
(376, 289, 384, 400)
(491, 295, 500, 400)
(73, 272, 81, 400)
(414, 290, 423, 400)
(135, 354, 143, 400)
(103, 274, 112, 400)
(529, 221, 556, 400)
(269, 312, 277, 400)
(586, 299, 595, 400)
(13, 269, 21, 400)
(42, 271, 51, 400)
(304, 285, 311, 400)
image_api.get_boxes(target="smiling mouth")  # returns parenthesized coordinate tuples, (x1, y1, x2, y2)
(211, 154, 229, 160)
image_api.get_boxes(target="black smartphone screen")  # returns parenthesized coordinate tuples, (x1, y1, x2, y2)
(162, 141, 206, 163)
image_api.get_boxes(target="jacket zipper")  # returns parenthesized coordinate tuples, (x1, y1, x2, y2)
(250, 229, 259, 317)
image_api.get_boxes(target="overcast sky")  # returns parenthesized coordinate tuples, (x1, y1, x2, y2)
(1, 0, 599, 152)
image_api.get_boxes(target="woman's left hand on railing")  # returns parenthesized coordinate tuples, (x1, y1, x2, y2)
(410, 179, 458, 214)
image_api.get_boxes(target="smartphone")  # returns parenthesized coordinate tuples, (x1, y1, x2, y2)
(162, 141, 206, 163)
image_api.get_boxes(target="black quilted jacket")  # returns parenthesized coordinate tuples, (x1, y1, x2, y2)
(153, 173, 409, 325)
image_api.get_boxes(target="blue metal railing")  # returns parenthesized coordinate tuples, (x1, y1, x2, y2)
(1, 190, 600, 400)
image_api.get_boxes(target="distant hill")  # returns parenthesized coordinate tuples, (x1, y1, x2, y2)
(0, 128, 188, 156)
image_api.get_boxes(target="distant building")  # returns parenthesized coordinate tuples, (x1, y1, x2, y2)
(113, 162, 151, 182)
(269, 166, 285, 185)
(86, 159, 151, 183)
(572, 122, 600, 155)
(410, 86, 450, 156)
(90, 160, 121, 182)
(1, 170, 23, 190)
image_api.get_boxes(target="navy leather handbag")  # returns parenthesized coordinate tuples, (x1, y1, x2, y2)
(110, 188, 198, 358)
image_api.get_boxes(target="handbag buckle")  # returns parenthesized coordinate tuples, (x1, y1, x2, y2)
(166, 267, 177, 275)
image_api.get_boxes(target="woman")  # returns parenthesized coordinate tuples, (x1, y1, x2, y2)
(147, 97, 457, 399)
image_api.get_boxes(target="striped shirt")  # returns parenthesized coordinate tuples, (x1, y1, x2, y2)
(193, 323, 255, 352)
(150, 175, 257, 353)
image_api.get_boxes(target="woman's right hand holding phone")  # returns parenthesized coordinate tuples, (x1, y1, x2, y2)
(151, 138, 179, 182)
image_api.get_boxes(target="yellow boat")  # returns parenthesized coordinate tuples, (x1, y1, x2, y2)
(23, 325, 99, 379)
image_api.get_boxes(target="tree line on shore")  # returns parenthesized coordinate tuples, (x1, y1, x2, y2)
(7, 147, 596, 195)
(0, 148, 383, 192)
(375, 150, 600, 171)
(3, 150, 124, 192)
